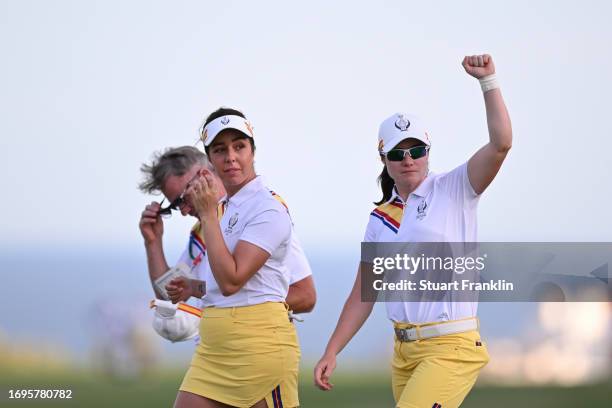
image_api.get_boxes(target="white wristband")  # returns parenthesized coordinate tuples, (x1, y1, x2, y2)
(479, 74, 500, 93)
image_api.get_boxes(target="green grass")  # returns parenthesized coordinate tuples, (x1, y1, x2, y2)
(1, 370, 610, 407)
(463, 383, 612, 407)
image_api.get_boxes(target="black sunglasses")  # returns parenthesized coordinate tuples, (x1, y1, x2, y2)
(385, 146, 430, 162)
(158, 195, 185, 217)
(157, 172, 201, 217)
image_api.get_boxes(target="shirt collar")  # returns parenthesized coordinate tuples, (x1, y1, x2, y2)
(224, 175, 265, 207)
(412, 171, 436, 197)
(387, 186, 402, 204)
(387, 171, 436, 204)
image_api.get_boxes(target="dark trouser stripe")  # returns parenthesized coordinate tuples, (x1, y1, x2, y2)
(270, 385, 284, 408)
(272, 385, 284, 408)
(272, 387, 278, 408)
(275, 385, 283, 408)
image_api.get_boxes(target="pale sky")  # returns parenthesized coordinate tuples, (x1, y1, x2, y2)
(1, 0, 611, 254)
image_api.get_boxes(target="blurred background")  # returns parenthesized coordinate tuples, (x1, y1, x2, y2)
(1, 0, 610, 406)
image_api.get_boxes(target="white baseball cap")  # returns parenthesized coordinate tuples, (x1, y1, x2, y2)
(150, 299, 201, 343)
(200, 114, 255, 147)
(377, 112, 431, 154)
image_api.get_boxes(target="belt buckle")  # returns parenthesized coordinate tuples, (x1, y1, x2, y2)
(394, 328, 409, 342)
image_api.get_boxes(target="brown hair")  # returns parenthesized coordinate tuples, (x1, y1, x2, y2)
(375, 164, 395, 205)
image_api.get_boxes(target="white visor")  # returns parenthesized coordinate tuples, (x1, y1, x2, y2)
(200, 115, 254, 147)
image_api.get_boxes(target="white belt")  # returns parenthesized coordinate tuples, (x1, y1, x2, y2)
(394, 318, 478, 342)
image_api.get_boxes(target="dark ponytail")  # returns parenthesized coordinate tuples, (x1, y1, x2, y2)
(375, 164, 395, 205)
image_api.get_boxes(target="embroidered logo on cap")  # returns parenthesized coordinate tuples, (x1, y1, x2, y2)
(221, 116, 230, 125)
(395, 114, 411, 131)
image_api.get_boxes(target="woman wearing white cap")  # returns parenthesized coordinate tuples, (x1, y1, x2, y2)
(169, 108, 300, 408)
(314, 54, 512, 407)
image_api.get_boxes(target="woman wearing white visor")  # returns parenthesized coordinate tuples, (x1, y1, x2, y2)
(314, 54, 512, 407)
(171, 108, 300, 408)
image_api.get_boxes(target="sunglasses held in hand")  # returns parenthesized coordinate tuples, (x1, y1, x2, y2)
(158, 195, 185, 218)
(157, 172, 204, 218)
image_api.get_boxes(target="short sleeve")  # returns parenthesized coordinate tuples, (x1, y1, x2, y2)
(363, 211, 380, 242)
(285, 233, 313, 284)
(239, 208, 291, 255)
(361, 212, 382, 265)
(437, 162, 480, 205)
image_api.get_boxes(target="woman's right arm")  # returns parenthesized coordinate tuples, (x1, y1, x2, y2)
(314, 265, 375, 390)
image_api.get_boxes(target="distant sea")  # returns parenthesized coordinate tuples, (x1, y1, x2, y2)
(1, 246, 536, 365)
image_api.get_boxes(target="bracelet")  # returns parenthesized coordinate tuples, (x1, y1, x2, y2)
(479, 74, 500, 93)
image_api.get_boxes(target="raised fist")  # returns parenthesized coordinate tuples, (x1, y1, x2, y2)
(462, 54, 495, 79)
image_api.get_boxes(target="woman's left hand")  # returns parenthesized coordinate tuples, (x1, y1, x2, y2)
(186, 171, 219, 222)
(462, 54, 495, 79)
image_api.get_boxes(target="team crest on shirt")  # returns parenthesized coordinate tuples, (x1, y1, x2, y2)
(416, 198, 428, 220)
(394, 114, 411, 131)
(224, 213, 239, 234)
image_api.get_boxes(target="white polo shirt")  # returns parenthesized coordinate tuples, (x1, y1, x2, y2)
(175, 189, 313, 298)
(175, 176, 296, 308)
(364, 162, 480, 324)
